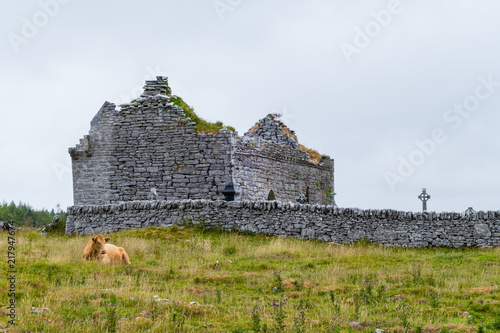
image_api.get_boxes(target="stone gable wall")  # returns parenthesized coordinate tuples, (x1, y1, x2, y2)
(69, 102, 117, 205)
(66, 200, 500, 248)
(246, 114, 299, 148)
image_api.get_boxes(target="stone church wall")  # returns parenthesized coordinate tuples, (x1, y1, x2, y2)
(233, 137, 334, 205)
(70, 77, 334, 206)
(70, 78, 234, 205)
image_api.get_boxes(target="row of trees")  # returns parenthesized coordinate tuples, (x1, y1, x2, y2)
(0, 201, 66, 228)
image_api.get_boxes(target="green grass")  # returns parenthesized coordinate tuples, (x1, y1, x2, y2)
(170, 95, 235, 134)
(1, 226, 499, 332)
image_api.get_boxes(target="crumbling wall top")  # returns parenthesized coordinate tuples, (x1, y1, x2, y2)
(140, 76, 171, 97)
(245, 114, 299, 148)
(244, 114, 328, 164)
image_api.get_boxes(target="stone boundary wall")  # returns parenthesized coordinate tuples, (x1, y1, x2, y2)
(66, 200, 500, 248)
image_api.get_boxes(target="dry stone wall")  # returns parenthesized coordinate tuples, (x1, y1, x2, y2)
(66, 200, 500, 248)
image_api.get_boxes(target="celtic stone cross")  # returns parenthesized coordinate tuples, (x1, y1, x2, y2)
(418, 188, 431, 212)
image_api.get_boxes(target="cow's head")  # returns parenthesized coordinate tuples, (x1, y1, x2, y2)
(91, 234, 108, 255)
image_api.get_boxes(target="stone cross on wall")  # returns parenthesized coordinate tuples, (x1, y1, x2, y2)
(418, 188, 431, 212)
(465, 207, 475, 215)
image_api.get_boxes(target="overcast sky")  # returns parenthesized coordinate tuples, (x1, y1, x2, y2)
(1, 0, 499, 213)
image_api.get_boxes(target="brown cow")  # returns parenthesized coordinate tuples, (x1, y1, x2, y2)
(83, 234, 131, 264)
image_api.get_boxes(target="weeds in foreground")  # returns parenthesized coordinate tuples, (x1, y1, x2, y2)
(293, 310, 307, 333)
(251, 305, 262, 332)
(429, 289, 440, 308)
(329, 290, 341, 315)
(271, 297, 288, 332)
(324, 317, 342, 333)
(105, 303, 117, 333)
(169, 303, 186, 332)
(492, 316, 500, 330)
(274, 271, 285, 293)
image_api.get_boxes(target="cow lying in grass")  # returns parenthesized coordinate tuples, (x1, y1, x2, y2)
(83, 234, 131, 264)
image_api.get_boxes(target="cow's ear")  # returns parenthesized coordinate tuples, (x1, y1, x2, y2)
(92, 237, 96, 242)
(105, 237, 111, 242)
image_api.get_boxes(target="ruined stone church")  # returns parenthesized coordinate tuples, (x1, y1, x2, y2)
(69, 77, 334, 206)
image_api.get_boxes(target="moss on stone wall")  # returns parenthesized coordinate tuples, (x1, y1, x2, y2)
(170, 95, 235, 134)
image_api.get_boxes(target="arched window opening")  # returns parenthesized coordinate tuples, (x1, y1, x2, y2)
(267, 189, 276, 201)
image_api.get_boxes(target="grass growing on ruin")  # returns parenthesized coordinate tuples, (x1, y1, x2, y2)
(170, 96, 236, 134)
(298, 144, 323, 164)
(1, 226, 499, 332)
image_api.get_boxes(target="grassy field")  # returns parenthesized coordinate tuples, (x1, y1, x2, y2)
(0, 226, 499, 332)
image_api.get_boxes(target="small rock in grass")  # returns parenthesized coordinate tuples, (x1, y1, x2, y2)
(210, 261, 221, 269)
(386, 295, 404, 302)
(349, 321, 363, 330)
